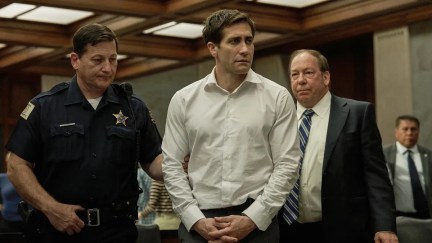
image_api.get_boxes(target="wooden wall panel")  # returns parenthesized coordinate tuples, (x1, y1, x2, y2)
(0, 73, 40, 172)
(315, 34, 375, 103)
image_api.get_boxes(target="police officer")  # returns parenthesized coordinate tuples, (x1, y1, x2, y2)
(5, 23, 163, 242)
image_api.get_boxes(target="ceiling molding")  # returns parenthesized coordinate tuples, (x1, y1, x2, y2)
(0, 0, 431, 79)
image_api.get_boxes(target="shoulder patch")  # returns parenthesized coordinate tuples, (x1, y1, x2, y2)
(20, 102, 35, 120)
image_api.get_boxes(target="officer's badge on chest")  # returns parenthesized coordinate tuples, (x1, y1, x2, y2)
(113, 110, 128, 126)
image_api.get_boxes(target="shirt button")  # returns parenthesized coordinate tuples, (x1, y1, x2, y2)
(92, 153, 97, 158)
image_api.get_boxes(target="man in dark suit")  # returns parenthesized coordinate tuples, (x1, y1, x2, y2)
(383, 115, 432, 219)
(278, 49, 398, 243)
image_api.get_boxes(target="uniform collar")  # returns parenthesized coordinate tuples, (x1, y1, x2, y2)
(64, 75, 121, 106)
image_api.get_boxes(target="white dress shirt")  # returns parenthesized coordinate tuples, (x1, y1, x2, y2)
(394, 142, 426, 212)
(296, 91, 331, 223)
(162, 68, 300, 231)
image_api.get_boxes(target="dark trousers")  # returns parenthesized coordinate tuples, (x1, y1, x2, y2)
(0, 219, 25, 232)
(178, 203, 279, 243)
(277, 210, 323, 243)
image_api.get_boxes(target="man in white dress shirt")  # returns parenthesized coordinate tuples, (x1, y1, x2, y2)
(162, 9, 300, 243)
(383, 115, 432, 219)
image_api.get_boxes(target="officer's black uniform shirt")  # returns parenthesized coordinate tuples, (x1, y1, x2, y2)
(6, 76, 162, 208)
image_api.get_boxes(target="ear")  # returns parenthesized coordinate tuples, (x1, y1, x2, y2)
(323, 70, 331, 86)
(207, 42, 218, 58)
(70, 52, 79, 70)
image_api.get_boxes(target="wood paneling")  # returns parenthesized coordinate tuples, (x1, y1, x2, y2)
(0, 73, 40, 172)
(317, 34, 375, 102)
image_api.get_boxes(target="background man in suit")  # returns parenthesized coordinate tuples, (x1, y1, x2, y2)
(383, 115, 432, 219)
(278, 49, 398, 243)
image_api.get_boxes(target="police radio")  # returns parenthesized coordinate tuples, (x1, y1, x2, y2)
(118, 82, 140, 168)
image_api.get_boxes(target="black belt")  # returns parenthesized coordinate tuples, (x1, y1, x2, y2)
(27, 201, 136, 231)
(76, 199, 137, 226)
(76, 207, 135, 227)
(201, 198, 255, 213)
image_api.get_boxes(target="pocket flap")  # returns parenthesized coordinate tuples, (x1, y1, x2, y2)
(50, 123, 84, 136)
(106, 126, 135, 140)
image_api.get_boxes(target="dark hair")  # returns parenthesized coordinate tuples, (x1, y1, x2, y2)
(289, 49, 330, 72)
(202, 9, 256, 44)
(396, 115, 420, 128)
(72, 23, 118, 57)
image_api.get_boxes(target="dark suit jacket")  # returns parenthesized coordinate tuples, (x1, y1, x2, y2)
(383, 143, 432, 217)
(321, 94, 396, 242)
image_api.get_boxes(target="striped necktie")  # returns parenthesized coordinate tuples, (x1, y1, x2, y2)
(283, 109, 315, 225)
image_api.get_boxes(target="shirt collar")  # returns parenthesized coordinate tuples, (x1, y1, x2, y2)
(205, 67, 260, 88)
(396, 141, 419, 154)
(296, 90, 331, 120)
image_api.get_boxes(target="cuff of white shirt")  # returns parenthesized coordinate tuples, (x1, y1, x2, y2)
(181, 204, 206, 231)
(242, 199, 272, 231)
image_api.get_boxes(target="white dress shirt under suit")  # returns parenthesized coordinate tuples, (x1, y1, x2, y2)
(162, 68, 300, 231)
(297, 91, 331, 223)
(393, 142, 426, 213)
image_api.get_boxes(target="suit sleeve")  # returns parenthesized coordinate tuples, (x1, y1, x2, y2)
(361, 103, 396, 233)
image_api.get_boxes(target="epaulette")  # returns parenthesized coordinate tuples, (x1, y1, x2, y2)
(34, 82, 69, 100)
(130, 94, 144, 103)
(50, 82, 70, 93)
(112, 82, 144, 103)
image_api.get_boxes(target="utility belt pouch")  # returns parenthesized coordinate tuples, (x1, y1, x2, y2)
(18, 201, 50, 236)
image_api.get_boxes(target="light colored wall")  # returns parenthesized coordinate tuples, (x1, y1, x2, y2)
(129, 60, 210, 135)
(41, 75, 70, 91)
(374, 26, 413, 146)
(254, 54, 289, 89)
(409, 20, 432, 149)
(374, 22, 432, 149)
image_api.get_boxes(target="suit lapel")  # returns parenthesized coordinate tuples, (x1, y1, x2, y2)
(323, 95, 349, 171)
(418, 146, 432, 216)
(419, 146, 431, 196)
(387, 144, 397, 180)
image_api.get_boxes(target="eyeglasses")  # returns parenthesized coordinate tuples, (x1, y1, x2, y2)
(290, 69, 319, 80)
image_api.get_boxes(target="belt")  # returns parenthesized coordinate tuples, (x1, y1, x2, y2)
(76, 207, 135, 227)
(201, 198, 255, 213)
(28, 200, 137, 230)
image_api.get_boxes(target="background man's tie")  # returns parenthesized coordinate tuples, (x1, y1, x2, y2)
(283, 109, 315, 225)
(406, 150, 429, 214)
